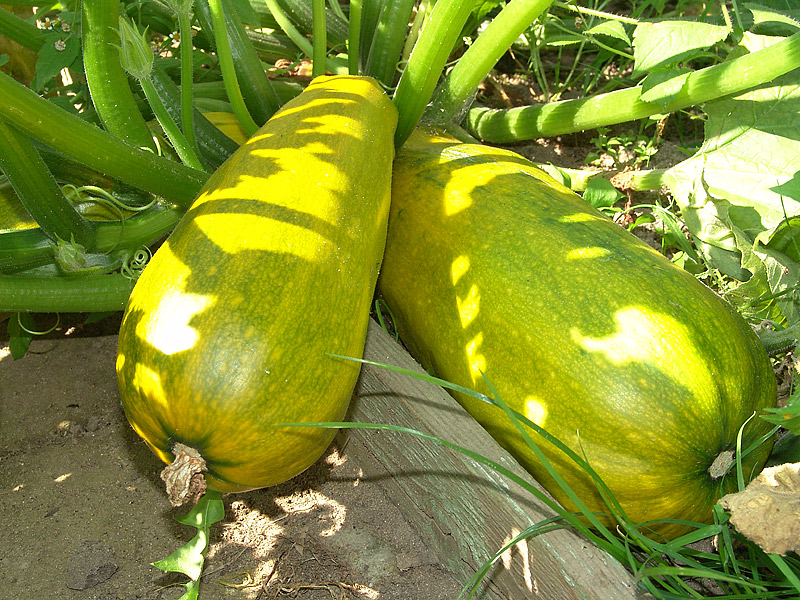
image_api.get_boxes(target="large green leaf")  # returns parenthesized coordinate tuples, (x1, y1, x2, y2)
(664, 34, 800, 324)
(632, 20, 731, 74)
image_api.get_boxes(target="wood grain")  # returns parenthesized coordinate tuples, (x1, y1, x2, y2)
(345, 319, 653, 599)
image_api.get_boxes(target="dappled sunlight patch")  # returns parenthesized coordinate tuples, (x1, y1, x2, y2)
(219, 499, 285, 558)
(457, 283, 481, 328)
(197, 166, 346, 219)
(325, 446, 348, 467)
(559, 212, 596, 223)
(295, 115, 365, 138)
(450, 254, 470, 285)
(569, 306, 713, 401)
(442, 185, 473, 215)
(269, 95, 360, 124)
(131, 362, 168, 410)
(243, 130, 275, 147)
(465, 332, 487, 384)
(274, 489, 347, 538)
(524, 396, 548, 428)
(566, 246, 611, 259)
(501, 527, 536, 594)
(136, 289, 213, 355)
(194, 212, 332, 262)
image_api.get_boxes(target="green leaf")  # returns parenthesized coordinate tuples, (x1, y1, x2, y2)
(585, 20, 631, 46)
(664, 55, 800, 323)
(31, 33, 80, 92)
(8, 312, 34, 360)
(632, 20, 731, 74)
(746, 3, 800, 36)
(152, 491, 224, 595)
(229, 0, 261, 26)
(0, 54, 8, 68)
(582, 177, 623, 209)
(762, 392, 800, 434)
(727, 225, 800, 324)
(639, 68, 691, 109)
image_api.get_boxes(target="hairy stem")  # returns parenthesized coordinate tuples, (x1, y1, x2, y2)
(392, 0, 475, 147)
(0, 70, 206, 207)
(469, 31, 800, 142)
(82, 0, 156, 150)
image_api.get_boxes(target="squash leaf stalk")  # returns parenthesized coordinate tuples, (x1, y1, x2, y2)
(362, 0, 417, 86)
(427, 0, 556, 127)
(205, 0, 259, 136)
(311, 0, 327, 78)
(0, 120, 97, 250)
(391, 0, 475, 147)
(82, 0, 156, 151)
(0, 70, 206, 206)
(0, 6, 47, 51)
(117, 17, 206, 172)
(468, 31, 800, 142)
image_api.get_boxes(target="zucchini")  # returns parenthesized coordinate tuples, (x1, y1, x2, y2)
(378, 128, 777, 539)
(116, 75, 397, 500)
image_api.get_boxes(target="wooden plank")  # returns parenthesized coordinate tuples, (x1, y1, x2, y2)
(349, 319, 651, 599)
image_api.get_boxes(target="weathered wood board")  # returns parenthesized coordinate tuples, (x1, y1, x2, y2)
(349, 319, 653, 599)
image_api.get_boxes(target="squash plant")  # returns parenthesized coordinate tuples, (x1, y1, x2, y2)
(2, 1, 800, 598)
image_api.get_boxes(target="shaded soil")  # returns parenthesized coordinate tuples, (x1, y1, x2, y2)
(0, 332, 466, 600)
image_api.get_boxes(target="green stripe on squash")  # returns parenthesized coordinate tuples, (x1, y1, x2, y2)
(116, 75, 397, 498)
(378, 128, 777, 540)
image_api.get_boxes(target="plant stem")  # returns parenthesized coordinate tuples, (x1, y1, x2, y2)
(81, 0, 157, 150)
(312, 0, 327, 77)
(428, 0, 555, 126)
(468, 31, 800, 142)
(358, 0, 384, 70)
(392, 0, 475, 147)
(149, 64, 239, 169)
(176, 9, 197, 152)
(0, 120, 97, 248)
(263, 0, 348, 74)
(0, 203, 183, 274)
(347, 0, 361, 75)
(0, 272, 135, 312)
(0, 6, 46, 50)
(214, 0, 282, 124)
(757, 324, 800, 356)
(551, 1, 639, 25)
(206, 0, 259, 136)
(364, 0, 416, 86)
(0, 70, 206, 207)
(140, 76, 205, 171)
(400, 0, 429, 66)
(0, 228, 55, 274)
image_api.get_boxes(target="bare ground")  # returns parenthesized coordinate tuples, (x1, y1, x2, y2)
(0, 333, 465, 600)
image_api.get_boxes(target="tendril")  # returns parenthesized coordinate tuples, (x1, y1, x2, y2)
(62, 184, 158, 213)
(16, 312, 61, 336)
(121, 246, 152, 280)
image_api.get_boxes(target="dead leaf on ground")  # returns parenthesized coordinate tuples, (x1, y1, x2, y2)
(718, 462, 800, 555)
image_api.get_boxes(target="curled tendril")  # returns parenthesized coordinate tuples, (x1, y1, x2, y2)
(121, 246, 153, 280)
(16, 312, 61, 336)
(61, 184, 160, 256)
(62, 184, 158, 214)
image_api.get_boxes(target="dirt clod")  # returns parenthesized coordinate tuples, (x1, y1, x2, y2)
(64, 541, 118, 591)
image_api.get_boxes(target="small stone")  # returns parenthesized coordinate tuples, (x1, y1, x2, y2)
(65, 541, 118, 590)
